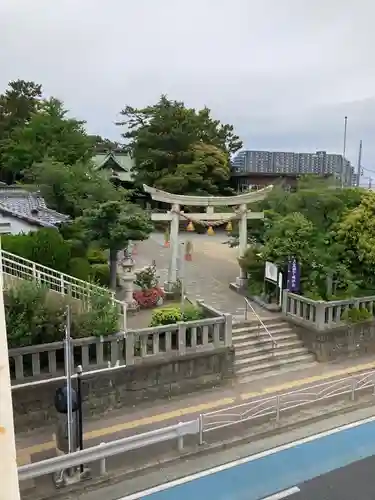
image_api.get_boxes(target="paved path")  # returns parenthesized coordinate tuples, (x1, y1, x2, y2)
(133, 232, 267, 317)
(16, 355, 375, 467)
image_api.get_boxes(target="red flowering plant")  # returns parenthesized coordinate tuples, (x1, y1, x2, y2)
(133, 264, 165, 308)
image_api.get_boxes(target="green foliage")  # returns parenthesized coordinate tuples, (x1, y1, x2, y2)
(239, 179, 367, 300)
(25, 159, 124, 218)
(68, 257, 92, 281)
(5, 282, 66, 348)
(89, 263, 111, 287)
(71, 293, 119, 338)
(341, 307, 372, 324)
(2, 228, 71, 273)
(80, 201, 153, 289)
(134, 265, 158, 290)
(5, 281, 119, 348)
(149, 304, 204, 326)
(117, 95, 241, 195)
(87, 247, 107, 265)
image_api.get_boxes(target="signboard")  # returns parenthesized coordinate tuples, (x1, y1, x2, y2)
(265, 261, 278, 283)
(287, 257, 301, 293)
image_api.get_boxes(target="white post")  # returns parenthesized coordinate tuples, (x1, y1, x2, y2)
(236, 203, 248, 287)
(0, 258, 21, 498)
(168, 203, 180, 286)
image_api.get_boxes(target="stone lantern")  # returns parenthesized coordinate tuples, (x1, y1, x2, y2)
(120, 246, 139, 311)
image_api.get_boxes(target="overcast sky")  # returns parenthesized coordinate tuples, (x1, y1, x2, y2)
(1, 0, 375, 180)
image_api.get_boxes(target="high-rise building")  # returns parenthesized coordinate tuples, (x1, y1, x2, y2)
(232, 150, 355, 186)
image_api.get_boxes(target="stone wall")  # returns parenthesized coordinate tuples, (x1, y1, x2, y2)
(13, 346, 234, 432)
(294, 320, 375, 362)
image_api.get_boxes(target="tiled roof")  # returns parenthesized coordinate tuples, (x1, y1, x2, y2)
(92, 152, 134, 182)
(0, 188, 70, 228)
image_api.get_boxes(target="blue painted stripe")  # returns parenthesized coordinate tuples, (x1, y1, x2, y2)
(141, 418, 375, 500)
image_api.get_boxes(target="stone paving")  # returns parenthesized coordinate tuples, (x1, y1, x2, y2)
(132, 232, 267, 317)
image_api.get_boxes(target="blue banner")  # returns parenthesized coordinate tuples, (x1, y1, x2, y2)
(287, 257, 301, 293)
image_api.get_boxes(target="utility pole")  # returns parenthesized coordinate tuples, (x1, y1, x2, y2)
(341, 116, 348, 188)
(369, 177, 373, 190)
(356, 140, 362, 187)
(0, 243, 21, 499)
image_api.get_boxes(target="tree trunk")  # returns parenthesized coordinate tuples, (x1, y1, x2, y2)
(109, 248, 118, 290)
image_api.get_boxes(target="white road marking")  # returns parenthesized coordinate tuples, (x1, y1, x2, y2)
(118, 395, 375, 499)
(261, 487, 300, 499)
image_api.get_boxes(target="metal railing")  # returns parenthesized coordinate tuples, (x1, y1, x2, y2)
(0, 249, 127, 330)
(244, 297, 277, 349)
(18, 369, 375, 483)
(18, 420, 199, 482)
(201, 369, 375, 434)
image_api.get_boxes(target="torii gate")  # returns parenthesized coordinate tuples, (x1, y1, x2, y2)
(143, 184, 273, 289)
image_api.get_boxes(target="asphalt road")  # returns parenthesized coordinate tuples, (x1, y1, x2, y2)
(289, 454, 375, 499)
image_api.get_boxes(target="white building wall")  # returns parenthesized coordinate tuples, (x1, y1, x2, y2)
(0, 213, 39, 235)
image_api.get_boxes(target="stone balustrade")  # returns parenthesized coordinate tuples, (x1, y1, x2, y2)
(282, 291, 375, 331)
(9, 311, 232, 382)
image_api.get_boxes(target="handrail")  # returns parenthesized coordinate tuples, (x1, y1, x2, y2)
(244, 297, 277, 348)
(1, 249, 114, 298)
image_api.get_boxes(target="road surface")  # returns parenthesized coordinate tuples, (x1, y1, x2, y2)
(114, 412, 375, 500)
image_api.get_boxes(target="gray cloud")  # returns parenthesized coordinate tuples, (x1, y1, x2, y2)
(1, 0, 374, 177)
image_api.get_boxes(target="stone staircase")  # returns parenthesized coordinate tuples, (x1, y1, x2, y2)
(233, 316, 317, 381)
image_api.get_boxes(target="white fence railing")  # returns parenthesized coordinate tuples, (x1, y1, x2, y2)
(0, 249, 126, 328)
(201, 370, 375, 433)
(18, 369, 375, 483)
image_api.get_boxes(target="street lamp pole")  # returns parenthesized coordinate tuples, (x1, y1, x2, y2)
(0, 246, 21, 499)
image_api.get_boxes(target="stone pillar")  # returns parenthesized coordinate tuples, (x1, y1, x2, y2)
(166, 203, 180, 290)
(236, 203, 248, 287)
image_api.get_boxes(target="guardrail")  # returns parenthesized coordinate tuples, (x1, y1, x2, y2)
(18, 420, 199, 481)
(18, 369, 375, 483)
(9, 311, 232, 382)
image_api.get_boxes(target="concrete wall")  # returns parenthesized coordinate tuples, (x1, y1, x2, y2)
(294, 320, 375, 362)
(12, 346, 234, 432)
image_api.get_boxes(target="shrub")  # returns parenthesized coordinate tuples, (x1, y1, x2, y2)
(2, 228, 71, 273)
(149, 304, 203, 326)
(71, 293, 119, 338)
(341, 307, 372, 324)
(5, 281, 65, 348)
(150, 306, 183, 326)
(87, 247, 107, 265)
(69, 257, 91, 281)
(133, 287, 164, 308)
(134, 264, 159, 290)
(90, 263, 111, 287)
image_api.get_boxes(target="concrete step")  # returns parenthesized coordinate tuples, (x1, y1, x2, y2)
(233, 334, 301, 349)
(233, 322, 290, 335)
(235, 339, 304, 357)
(235, 353, 317, 376)
(234, 346, 310, 365)
(232, 328, 295, 343)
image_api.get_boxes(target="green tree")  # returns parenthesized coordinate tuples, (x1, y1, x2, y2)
(26, 159, 125, 217)
(0, 79, 43, 183)
(80, 201, 153, 289)
(2, 98, 93, 182)
(89, 135, 121, 153)
(117, 95, 242, 194)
